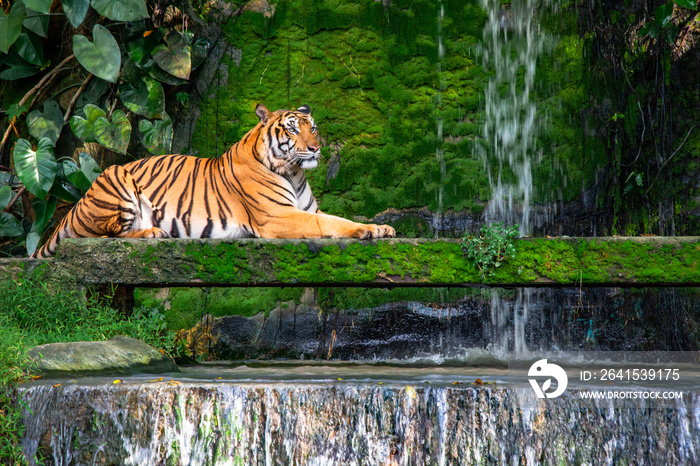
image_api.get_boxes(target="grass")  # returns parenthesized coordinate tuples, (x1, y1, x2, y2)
(0, 277, 180, 465)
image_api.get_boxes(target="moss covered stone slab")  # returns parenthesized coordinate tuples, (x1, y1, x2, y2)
(5, 236, 695, 287)
(27, 335, 180, 378)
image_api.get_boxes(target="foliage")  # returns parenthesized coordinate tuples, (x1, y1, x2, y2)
(579, 0, 700, 235)
(462, 222, 519, 277)
(0, 0, 207, 255)
(0, 276, 180, 464)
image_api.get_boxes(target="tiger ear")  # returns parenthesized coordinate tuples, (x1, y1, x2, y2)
(297, 105, 311, 114)
(255, 104, 272, 124)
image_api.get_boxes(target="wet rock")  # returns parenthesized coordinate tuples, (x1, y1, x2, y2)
(19, 382, 700, 465)
(27, 336, 179, 378)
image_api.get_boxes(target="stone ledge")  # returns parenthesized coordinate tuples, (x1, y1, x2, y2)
(1, 236, 698, 287)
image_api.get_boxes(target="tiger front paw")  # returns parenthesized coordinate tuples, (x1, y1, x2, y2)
(353, 224, 396, 239)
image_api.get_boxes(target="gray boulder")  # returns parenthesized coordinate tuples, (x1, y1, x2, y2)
(27, 335, 179, 378)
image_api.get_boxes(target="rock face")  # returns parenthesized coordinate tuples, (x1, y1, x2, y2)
(27, 336, 179, 378)
(181, 287, 700, 361)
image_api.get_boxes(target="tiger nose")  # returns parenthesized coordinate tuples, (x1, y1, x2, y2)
(308, 143, 320, 152)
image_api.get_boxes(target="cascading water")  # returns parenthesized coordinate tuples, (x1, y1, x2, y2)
(433, 0, 447, 236)
(19, 377, 700, 465)
(477, 0, 554, 357)
(478, 0, 549, 236)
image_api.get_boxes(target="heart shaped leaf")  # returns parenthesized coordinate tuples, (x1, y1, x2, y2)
(139, 116, 173, 155)
(152, 32, 191, 80)
(13, 138, 57, 200)
(62, 0, 90, 28)
(119, 76, 165, 118)
(0, 2, 26, 54)
(94, 110, 132, 154)
(69, 104, 106, 142)
(23, 10, 49, 37)
(15, 32, 45, 66)
(91, 0, 148, 22)
(27, 99, 63, 145)
(0, 51, 40, 80)
(0, 212, 24, 237)
(73, 24, 121, 83)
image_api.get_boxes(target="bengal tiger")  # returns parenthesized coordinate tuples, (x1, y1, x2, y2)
(31, 104, 395, 258)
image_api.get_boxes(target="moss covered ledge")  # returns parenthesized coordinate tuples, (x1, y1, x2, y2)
(2, 236, 698, 288)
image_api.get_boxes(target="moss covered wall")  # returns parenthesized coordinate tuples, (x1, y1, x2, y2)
(188, 0, 588, 223)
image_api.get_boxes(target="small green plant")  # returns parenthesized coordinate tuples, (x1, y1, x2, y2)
(462, 222, 519, 278)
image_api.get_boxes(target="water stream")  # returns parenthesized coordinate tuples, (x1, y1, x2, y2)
(19, 365, 700, 465)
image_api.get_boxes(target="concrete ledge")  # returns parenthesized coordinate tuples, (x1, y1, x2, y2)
(1, 236, 698, 287)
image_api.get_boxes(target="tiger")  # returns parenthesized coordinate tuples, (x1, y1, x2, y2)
(31, 104, 395, 258)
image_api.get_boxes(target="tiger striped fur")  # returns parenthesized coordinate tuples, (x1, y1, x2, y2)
(31, 104, 395, 258)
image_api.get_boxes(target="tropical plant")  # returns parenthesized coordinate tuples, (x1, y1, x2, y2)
(462, 222, 519, 278)
(0, 0, 208, 255)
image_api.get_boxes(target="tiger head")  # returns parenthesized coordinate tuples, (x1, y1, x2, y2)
(255, 104, 320, 175)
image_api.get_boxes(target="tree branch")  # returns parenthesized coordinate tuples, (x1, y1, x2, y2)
(0, 54, 76, 152)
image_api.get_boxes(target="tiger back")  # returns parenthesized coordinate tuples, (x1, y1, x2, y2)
(31, 104, 395, 258)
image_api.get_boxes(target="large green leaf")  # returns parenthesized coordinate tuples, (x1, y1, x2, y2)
(22, 0, 52, 15)
(50, 173, 82, 203)
(94, 110, 131, 155)
(62, 152, 102, 193)
(139, 116, 173, 155)
(79, 152, 102, 183)
(23, 10, 49, 37)
(62, 0, 90, 29)
(32, 196, 57, 234)
(0, 212, 23, 237)
(674, 0, 697, 9)
(0, 186, 12, 210)
(91, 0, 148, 22)
(26, 227, 40, 256)
(655, 2, 675, 27)
(69, 104, 106, 142)
(62, 159, 92, 193)
(152, 32, 191, 80)
(73, 24, 121, 83)
(27, 99, 63, 145)
(12, 138, 57, 200)
(15, 32, 45, 66)
(0, 2, 26, 54)
(119, 76, 165, 118)
(0, 51, 39, 80)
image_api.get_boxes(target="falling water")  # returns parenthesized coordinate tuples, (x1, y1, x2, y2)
(433, 0, 446, 236)
(478, 0, 555, 356)
(478, 0, 553, 236)
(19, 379, 700, 465)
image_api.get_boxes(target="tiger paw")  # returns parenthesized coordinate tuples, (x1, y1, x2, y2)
(353, 224, 396, 239)
(123, 227, 170, 239)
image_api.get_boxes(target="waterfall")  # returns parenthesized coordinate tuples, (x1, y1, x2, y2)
(434, 0, 446, 236)
(478, 0, 551, 236)
(19, 381, 700, 465)
(478, 0, 555, 356)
